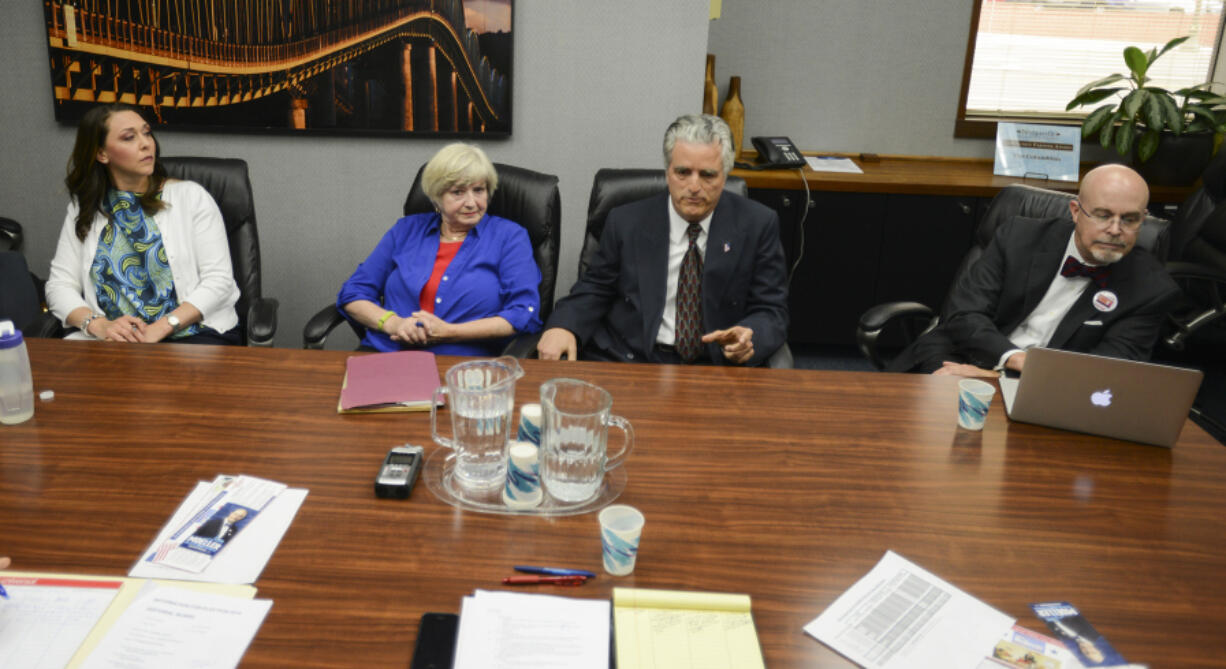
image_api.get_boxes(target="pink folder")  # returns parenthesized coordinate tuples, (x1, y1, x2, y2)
(338, 351, 441, 413)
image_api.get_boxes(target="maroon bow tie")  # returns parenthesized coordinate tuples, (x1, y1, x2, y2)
(1060, 255, 1111, 289)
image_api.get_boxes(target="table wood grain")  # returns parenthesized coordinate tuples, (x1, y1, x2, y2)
(2, 340, 1224, 667)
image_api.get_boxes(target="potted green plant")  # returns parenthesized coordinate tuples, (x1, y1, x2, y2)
(1066, 35, 1225, 184)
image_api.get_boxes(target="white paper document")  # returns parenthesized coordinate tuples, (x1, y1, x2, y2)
(805, 156, 864, 174)
(0, 575, 124, 669)
(79, 586, 272, 669)
(804, 550, 1014, 669)
(131, 481, 307, 584)
(452, 589, 610, 669)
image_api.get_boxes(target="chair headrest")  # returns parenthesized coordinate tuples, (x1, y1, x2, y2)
(161, 157, 256, 235)
(582, 168, 749, 272)
(1200, 147, 1226, 202)
(981, 183, 1170, 260)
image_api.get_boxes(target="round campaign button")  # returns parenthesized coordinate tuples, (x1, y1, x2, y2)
(1092, 290, 1118, 312)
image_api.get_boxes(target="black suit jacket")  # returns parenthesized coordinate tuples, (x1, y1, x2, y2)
(548, 192, 789, 366)
(889, 215, 1180, 373)
(193, 517, 238, 543)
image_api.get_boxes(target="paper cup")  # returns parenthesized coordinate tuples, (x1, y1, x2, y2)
(517, 403, 542, 446)
(957, 379, 996, 431)
(599, 504, 644, 576)
(502, 441, 543, 509)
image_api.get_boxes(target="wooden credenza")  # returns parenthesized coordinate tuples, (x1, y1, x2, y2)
(734, 154, 1194, 347)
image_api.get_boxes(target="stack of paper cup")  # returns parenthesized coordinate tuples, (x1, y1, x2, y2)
(517, 403, 542, 445)
(502, 440, 543, 509)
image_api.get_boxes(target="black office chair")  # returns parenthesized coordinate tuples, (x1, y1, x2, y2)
(0, 251, 42, 334)
(578, 168, 793, 368)
(856, 183, 1172, 371)
(1161, 150, 1226, 352)
(302, 162, 561, 355)
(161, 157, 278, 346)
(29, 157, 279, 345)
(0, 218, 41, 331)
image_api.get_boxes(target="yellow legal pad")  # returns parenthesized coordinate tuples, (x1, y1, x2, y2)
(612, 587, 766, 669)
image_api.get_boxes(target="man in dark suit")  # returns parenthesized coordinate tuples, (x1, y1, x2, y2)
(890, 164, 1179, 376)
(538, 114, 788, 365)
(192, 507, 248, 545)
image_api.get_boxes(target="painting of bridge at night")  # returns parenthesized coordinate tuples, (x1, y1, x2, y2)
(43, 0, 513, 137)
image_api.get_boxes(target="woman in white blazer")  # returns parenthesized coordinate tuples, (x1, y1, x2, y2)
(47, 104, 240, 345)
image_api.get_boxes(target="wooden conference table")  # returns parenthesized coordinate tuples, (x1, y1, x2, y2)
(2, 339, 1225, 668)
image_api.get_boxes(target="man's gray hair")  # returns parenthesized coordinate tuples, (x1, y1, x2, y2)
(662, 114, 735, 174)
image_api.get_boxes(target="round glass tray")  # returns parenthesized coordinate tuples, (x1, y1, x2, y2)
(422, 448, 626, 517)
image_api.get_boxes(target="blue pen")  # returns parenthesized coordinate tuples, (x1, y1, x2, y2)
(514, 565, 597, 579)
(0, 583, 9, 600)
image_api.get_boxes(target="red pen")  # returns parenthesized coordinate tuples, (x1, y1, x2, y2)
(501, 574, 588, 586)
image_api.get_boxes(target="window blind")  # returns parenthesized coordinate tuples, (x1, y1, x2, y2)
(965, 0, 1223, 119)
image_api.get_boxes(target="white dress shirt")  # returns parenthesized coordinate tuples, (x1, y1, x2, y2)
(656, 198, 712, 346)
(998, 232, 1099, 369)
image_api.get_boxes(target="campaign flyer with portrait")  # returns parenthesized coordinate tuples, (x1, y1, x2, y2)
(144, 475, 287, 573)
(1031, 602, 1127, 667)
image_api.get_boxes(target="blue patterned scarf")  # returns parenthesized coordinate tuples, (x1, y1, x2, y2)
(90, 189, 198, 338)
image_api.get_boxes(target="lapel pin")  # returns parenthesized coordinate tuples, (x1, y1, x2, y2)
(1092, 290, 1118, 312)
(723, 242, 731, 253)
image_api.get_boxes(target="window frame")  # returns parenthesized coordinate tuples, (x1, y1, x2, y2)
(954, 0, 1226, 140)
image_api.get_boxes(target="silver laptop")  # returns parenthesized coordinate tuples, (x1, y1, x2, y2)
(998, 348, 1203, 447)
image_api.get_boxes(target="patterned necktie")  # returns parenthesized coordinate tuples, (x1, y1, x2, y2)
(675, 222, 704, 362)
(1060, 255, 1111, 289)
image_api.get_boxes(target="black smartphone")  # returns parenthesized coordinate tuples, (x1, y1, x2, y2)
(409, 612, 459, 669)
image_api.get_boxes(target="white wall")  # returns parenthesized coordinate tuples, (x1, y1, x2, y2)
(0, 1, 709, 349)
(707, 0, 995, 158)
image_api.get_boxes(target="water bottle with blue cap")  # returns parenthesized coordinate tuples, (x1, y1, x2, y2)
(0, 319, 34, 425)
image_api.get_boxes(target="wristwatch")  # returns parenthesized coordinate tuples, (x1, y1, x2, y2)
(166, 314, 182, 332)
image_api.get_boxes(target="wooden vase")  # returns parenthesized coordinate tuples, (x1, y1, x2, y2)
(720, 76, 745, 159)
(703, 54, 718, 115)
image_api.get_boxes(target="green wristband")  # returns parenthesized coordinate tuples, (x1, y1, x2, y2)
(376, 310, 396, 331)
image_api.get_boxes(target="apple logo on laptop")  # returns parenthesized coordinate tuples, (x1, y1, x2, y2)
(1090, 389, 1113, 407)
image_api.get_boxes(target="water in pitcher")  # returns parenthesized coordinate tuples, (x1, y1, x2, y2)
(432, 356, 523, 493)
(541, 424, 608, 502)
(450, 396, 513, 489)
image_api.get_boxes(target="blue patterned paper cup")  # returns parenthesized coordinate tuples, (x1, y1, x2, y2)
(957, 379, 996, 431)
(502, 441, 543, 509)
(517, 403, 542, 446)
(599, 504, 644, 576)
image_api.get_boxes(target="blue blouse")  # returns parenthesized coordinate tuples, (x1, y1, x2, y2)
(337, 212, 543, 355)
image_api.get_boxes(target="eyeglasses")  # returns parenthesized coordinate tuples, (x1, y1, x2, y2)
(1073, 200, 1146, 231)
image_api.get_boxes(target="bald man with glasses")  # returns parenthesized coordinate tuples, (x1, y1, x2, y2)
(889, 164, 1180, 377)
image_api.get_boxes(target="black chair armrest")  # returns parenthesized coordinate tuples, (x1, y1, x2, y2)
(859, 301, 935, 334)
(856, 301, 938, 371)
(303, 304, 347, 350)
(502, 332, 543, 358)
(246, 297, 279, 347)
(1166, 260, 1226, 284)
(1162, 260, 1226, 351)
(27, 312, 64, 339)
